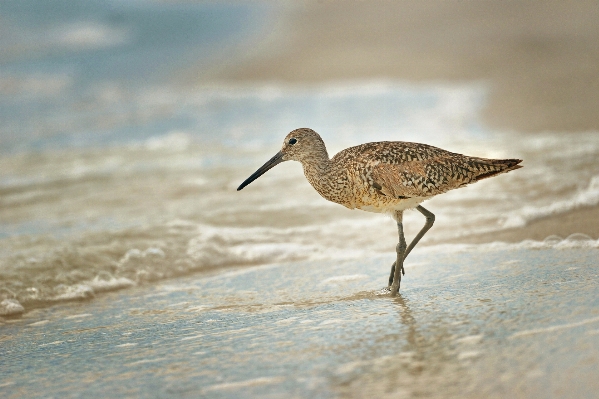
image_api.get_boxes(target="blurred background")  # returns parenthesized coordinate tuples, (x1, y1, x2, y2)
(211, 0, 599, 133)
(1, 0, 599, 312)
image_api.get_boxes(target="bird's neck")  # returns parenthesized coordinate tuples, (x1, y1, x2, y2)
(300, 150, 345, 204)
(301, 153, 331, 179)
(299, 142, 330, 175)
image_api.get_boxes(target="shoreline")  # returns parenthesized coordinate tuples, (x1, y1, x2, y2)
(4, 248, 598, 397)
(201, 1, 599, 244)
(445, 205, 599, 244)
(207, 0, 599, 133)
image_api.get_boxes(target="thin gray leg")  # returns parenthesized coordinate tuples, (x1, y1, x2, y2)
(405, 205, 435, 259)
(388, 261, 397, 287)
(388, 205, 436, 288)
(390, 210, 406, 296)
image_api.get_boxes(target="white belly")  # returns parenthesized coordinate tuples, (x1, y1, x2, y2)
(358, 196, 429, 215)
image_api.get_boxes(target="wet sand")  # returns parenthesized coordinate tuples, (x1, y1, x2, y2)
(3, 246, 598, 398)
(447, 205, 599, 244)
(2, 3, 597, 395)
(203, 0, 599, 243)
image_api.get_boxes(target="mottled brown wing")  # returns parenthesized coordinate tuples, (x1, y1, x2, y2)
(370, 160, 461, 198)
(340, 141, 521, 199)
(369, 155, 522, 199)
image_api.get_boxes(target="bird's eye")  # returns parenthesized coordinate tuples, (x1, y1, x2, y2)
(288, 138, 297, 145)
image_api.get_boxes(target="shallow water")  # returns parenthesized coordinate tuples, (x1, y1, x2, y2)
(1, 1, 599, 315)
(2, 80, 599, 312)
(2, 3, 599, 398)
(0, 0, 599, 398)
(2, 246, 598, 398)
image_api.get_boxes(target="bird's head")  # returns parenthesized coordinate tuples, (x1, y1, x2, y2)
(237, 128, 328, 191)
(280, 128, 327, 163)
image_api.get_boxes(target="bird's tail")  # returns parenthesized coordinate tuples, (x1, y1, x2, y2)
(471, 158, 523, 181)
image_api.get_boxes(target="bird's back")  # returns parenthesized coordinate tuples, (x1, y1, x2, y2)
(331, 141, 521, 210)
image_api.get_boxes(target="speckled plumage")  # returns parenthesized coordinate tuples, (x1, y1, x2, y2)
(237, 128, 522, 295)
(278, 128, 522, 217)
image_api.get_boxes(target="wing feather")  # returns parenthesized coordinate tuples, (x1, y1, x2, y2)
(334, 141, 522, 200)
(370, 161, 456, 198)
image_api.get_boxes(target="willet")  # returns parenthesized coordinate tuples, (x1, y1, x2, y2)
(237, 128, 522, 295)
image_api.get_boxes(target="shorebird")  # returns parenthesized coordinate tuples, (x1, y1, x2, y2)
(237, 128, 522, 295)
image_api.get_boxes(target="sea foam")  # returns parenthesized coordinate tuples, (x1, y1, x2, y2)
(503, 176, 599, 228)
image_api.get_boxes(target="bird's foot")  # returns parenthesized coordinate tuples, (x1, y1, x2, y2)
(388, 261, 406, 288)
(390, 283, 400, 296)
(375, 286, 392, 296)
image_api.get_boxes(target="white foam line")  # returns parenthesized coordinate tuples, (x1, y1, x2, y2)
(203, 377, 285, 392)
(180, 334, 203, 341)
(424, 237, 599, 253)
(503, 176, 599, 228)
(29, 320, 50, 326)
(39, 340, 64, 347)
(64, 313, 92, 319)
(200, 262, 287, 283)
(511, 316, 599, 338)
(127, 357, 167, 366)
(116, 343, 138, 348)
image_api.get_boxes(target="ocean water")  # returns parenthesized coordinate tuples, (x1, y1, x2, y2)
(1, 1, 599, 317)
(2, 2, 599, 397)
(2, 247, 599, 398)
(2, 77, 599, 315)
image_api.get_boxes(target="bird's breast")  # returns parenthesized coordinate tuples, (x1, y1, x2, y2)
(303, 165, 353, 207)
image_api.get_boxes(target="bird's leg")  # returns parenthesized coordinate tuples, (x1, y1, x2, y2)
(390, 210, 406, 296)
(388, 205, 436, 288)
(388, 261, 396, 287)
(404, 205, 435, 259)
(388, 261, 402, 287)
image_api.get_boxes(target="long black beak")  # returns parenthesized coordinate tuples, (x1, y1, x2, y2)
(237, 151, 285, 191)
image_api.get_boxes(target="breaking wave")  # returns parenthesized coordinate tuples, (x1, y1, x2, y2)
(2, 80, 599, 316)
(503, 176, 599, 228)
(0, 220, 381, 314)
(2, 215, 597, 315)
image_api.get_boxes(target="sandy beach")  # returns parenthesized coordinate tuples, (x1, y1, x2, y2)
(0, 0, 596, 314)
(207, 0, 599, 243)
(4, 245, 599, 398)
(1, 2, 599, 397)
